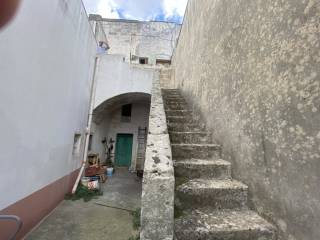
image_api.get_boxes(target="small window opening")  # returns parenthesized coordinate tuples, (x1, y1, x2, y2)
(156, 59, 171, 66)
(139, 57, 148, 64)
(73, 133, 82, 155)
(121, 104, 132, 122)
(88, 134, 93, 151)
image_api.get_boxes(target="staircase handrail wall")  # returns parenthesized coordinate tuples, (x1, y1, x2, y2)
(140, 71, 175, 240)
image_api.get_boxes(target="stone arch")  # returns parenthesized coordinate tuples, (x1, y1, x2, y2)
(90, 92, 151, 171)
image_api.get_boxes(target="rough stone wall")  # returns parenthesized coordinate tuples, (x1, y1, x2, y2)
(171, 1, 320, 240)
(99, 19, 181, 65)
(159, 68, 173, 89)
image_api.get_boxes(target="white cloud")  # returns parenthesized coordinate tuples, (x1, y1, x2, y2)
(83, 0, 188, 23)
(162, 0, 188, 18)
(96, 0, 120, 18)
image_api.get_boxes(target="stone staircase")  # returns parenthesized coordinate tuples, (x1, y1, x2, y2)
(159, 68, 173, 89)
(162, 89, 277, 240)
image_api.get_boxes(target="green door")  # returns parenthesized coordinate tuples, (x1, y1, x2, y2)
(115, 134, 133, 167)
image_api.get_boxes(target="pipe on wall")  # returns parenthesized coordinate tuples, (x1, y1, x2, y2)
(72, 55, 99, 194)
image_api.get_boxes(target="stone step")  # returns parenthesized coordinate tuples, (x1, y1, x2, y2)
(175, 209, 277, 240)
(171, 143, 221, 160)
(169, 131, 211, 144)
(162, 91, 180, 96)
(165, 110, 193, 117)
(176, 179, 248, 210)
(163, 95, 184, 99)
(168, 123, 204, 132)
(162, 91, 182, 96)
(167, 116, 196, 124)
(163, 94, 183, 99)
(164, 102, 189, 110)
(162, 88, 179, 92)
(162, 93, 181, 100)
(163, 94, 185, 101)
(162, 90, 181, 94)
(165, 105, 189, 111)
(174, 159, 231, 179)
(164, 98, 186, 104)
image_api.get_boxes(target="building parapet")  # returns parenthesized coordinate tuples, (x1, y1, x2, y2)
(89, 14, 110, 51)
(140, 72, 174, 240)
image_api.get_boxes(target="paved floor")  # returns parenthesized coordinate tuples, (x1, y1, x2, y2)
(27, 168, 142, 240)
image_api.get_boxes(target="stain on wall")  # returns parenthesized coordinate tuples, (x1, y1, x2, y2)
(99, 19, 181, 65)
(172, 0, 320, 239)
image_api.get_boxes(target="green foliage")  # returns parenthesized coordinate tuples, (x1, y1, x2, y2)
(131, 208, 141, 230)
(128, 208, 140, 240)
(65, 183, 103, 202)
(128, 235, 140, 240)
(175, 177, 189, 188)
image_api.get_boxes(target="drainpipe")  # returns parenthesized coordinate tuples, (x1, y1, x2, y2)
(72, 55, 99, 194)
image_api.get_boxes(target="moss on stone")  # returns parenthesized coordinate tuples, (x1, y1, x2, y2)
(128, 235, 140, 240)
(131, 208, 141, 230)
(174, 204, 184, 219)
(175, 176, 189, 188)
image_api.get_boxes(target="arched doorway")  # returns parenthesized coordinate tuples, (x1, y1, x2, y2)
(90, 92, 151, 171)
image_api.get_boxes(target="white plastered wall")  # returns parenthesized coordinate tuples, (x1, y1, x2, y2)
(94, 54, 154, 108)
(91, 102, 150, 171)
(0, 0, 97, 209)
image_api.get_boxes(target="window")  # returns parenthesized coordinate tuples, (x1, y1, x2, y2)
(88, 134, 93, 151)
(139, 57, 148, 64)
(121, 104, 132, 122)
(73, 133, 82, 155)
(156, 59, 171, 66)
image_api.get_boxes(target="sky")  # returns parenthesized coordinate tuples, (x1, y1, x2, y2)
(82, 0, 188, 23)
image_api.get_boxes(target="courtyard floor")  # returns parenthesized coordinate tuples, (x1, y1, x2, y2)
(26, 168, 142, 240)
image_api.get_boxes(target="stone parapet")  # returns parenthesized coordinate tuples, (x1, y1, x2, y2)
(140, 72, 174, 240)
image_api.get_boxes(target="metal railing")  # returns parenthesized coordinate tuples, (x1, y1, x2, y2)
(0, 215, 23, 240)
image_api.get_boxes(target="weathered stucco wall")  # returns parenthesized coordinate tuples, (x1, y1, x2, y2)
(91, 101, 150, 171)
(92, 54, 154, 172)
(172, 1, 320, 240)
(94, 54, 154, 108)
(98, 18, 181, 65)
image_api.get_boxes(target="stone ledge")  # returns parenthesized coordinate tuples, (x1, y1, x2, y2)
(141, 175, 174, 240)
(144, 134, 173, 177)
(141, 76, 174, 240)
(149, 105, 168, 135)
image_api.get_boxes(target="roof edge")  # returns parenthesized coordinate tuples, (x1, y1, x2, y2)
(89, 14, 181, 25)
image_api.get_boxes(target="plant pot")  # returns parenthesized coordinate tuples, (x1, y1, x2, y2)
(106, 167, 114, 176)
